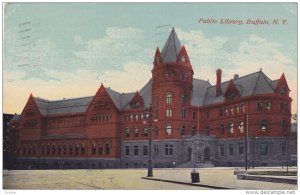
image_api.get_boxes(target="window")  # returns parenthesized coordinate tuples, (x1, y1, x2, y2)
(134, 146, 139, 156)
(229, 107, 234, 115)
(165, 123, 172, 135)
(134, 114, 138, 121)
(257, 101, 263, 111)
(52, 145, 56, 155)
(205, 127, 210, 136)
(133, 101, 139, 109)
(129, 114, 133, 122)
(192, 112, 196, 119)
(166, 92, 172, 105)
(238, 144, 244, 155)
(41, 145, 45, 156)
(220, 145, 225, 156)
(47, 145, 50, 155)
(228, 144, 234, 156)
(260, 119, 268, 132)
(280, 86, 286, 96)
(181, 56, 186, 62)
(265, 101, 271, 111)
(143, 146, 148, 156)
(260, 143, 268, 155)
(165, 144, 173, 156)
(234, 105, 239, 114)
(75, 144, 79, 155)
(154, 127, 159, 136)
(240, 103, 245, 114)
(125, 146, 130, 156)
(219, 109, 223, 117)
(68, 144, 71, 155)
(105, 144, 110, 155)
(280, 102, 285, 111)
(281, 120, 287, 131)
(98, 144, 103, 155)
(228, 122, 234, 134)
(205, 112, 209, 119)
(223, 108, 228, 116)
(57, 145, 61, 155)
(81, 144, 85, 155)
(192, 126, 196, 136)
(181, 108, 186, 118)
(92, 143, 96, 155)
(281, 143, 286, 156)
(238, 121, 245, 134)
(134, 128, 139, 137)
(180, 125, 185, 136)
(166, 108, 172, 117)
(220, 124, 225, 135)
(125, 127, 130, 137)
(155, 95, 158, 119)
(181, 93, 186, 105)
(227, 92, 234, 100)
(143, 127, 148, 137)
(154, 145, 159, 155)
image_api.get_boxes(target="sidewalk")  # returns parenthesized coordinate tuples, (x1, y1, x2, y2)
(145, 167, 297, 190)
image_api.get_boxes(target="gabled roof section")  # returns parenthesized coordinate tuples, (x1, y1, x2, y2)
(120, 92, 136, 109)
(105, 87, 122, 109)
(160, 27, 182, 64)
(203, 71, 275, 105)
(191, 79, 211, 106)
(10, 114, 21, 122)
(34, 96, 93, 116)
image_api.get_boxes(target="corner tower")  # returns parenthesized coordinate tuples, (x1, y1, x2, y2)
(151, 28, 194, 139)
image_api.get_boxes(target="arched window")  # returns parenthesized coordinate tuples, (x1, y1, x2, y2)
(257, 101, 263, 111)
(219, 124, 225, 135)
(192, 126, 196, 136)
(181, 56, 186, 62)
(57, 144, 61, 155)
(265, 101, 271, 111)
(166, 92, 172, 105)
(180, 125, 185, 136)
(81, 144, 85, 155)
(228, 122, 234, 134)
(280, 86, 286, 95)
(92, 143, 96, 155)
(260, 119, 268, 132)
(51, 145, 56, 155)
(125, 127, 130, 137)
(181, 93, 186, 105)
(238, 121, 244, 133)
(75, 144, 79, 155)
(205, 127, 210, 136)
(68, 144, 72, 155)
(134, 128, 139, 137)
(165, 123, 172, 135)
(143, 127, 148, 137)
(281, 120, 287, 131)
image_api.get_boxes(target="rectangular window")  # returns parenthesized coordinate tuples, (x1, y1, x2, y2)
(75, 145, 79, 155)
(260, 143, 268, 156)
(47, 145, 50, 155)
(105, 144, 110, 155)
(235, 105, 239, 114)
(81, 144, 85, 155)
(154, 145, 159, 156)
(41, 145, 45, 156)
(238, 144, 244, 155)
(134, 146, 139, 156)
(68, 144, 71, 155)
(220, 145, 225, 156)
(228, 144, 234, 156)
(143, 146, 148, 156)
(240, 103, 245, 114)
(92, 144, 96, 155)
(166, 108, 172, 118)
(134, 128, 139, 137)
(165, 144, 173, 156)
(57, 145, 61, 155)
(143, 127, 148, 137)
(229, 107, 234, 115)
(125, 128, 130, 137)
(98, 144, 103, 155)
(181, 108, 186, 118)
(192, 111, 196, 119)
(125, 146, 130, 156)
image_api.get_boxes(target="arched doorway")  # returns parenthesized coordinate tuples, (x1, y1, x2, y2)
(187, 147, 192, 161)
(204, 147, 211, 162)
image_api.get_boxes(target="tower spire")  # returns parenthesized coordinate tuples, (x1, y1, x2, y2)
(160, 28, 182, 64)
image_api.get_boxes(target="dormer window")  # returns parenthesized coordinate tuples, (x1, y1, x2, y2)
(280, 86, 286, 96)
(181, 56, 186, 62)
(133, 101, 139, 109)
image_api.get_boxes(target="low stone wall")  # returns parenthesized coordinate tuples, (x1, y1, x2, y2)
(237, 174, 297, 184)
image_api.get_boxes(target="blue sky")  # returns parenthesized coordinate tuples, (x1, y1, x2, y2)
(3, 3, 297, 114)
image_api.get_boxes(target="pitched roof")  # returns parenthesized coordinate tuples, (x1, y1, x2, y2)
(191, 79, 211, 106)
(160, 28, 182, 64)
(203, 71, 275, 105)
(139, 79, 152, 108)
(10, 114, 21, 122)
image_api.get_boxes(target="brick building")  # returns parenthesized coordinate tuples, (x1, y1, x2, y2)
(9, 28, 292, 169)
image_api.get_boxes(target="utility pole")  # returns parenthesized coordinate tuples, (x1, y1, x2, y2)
(245, 113, 248, 171)
(147, 103, 153, 177)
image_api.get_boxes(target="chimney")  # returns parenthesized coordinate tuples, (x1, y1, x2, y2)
(234, 74, 239, 80)
(216, 69, 222, 96)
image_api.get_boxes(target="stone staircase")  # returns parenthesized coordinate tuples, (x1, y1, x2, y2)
(177, 161, 215, 168)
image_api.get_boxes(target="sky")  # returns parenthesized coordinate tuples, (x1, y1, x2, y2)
(3, 3, 298, 115)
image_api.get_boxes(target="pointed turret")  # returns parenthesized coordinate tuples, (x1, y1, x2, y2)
(161, 27, 182, 64)
(153, 47, 162, 65)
